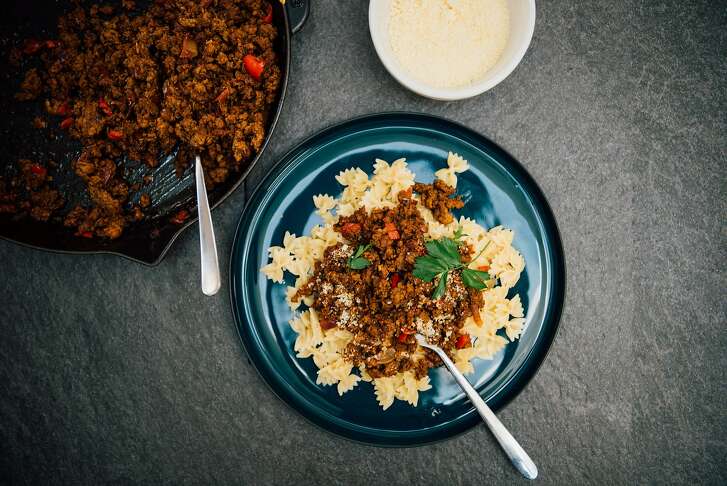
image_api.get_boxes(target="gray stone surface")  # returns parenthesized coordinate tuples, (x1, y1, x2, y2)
(1, 0, 725, 484)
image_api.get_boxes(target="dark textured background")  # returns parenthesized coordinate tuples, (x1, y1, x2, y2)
(1, 1, 725, 484)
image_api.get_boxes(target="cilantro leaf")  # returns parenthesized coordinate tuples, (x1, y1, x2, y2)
(425, 239, 460, 267)
(411, 267, 437, 283)
(349, 257, 371, 270)
(432, 272, 448, 299)
(352, 243, 371, 259)
(412, 255, 449, 281)
(348, 243, 372, 269)
(414, 234, 491, 298)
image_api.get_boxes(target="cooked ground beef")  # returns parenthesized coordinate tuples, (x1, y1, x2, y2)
(296, 183, 482, 380)
(1, 0, 280, 238)
(0, 159, 65, 222)
(413, 179, 465, 224)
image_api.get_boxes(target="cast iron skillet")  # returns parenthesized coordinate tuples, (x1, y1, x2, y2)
(0, 0, 308, 265)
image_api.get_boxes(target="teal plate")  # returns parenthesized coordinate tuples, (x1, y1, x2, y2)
(230, 113, 565, 446)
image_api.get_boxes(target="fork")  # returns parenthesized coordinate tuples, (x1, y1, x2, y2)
(415, 333, 538, 480)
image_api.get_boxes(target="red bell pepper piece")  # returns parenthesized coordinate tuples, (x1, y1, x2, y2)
(56, 102, 70, 117)
(98, 97, 113, 116)
(107, 129, 123, 141)
(340, 222, 361, 239)
(455, 334, 471, 349)
(243, 54, 264, 81)
(262, 3, 273, 23)
(170, 209, 189, 225)
(30, 164, 46, 177)
(384, 222, 399, 240)
(22, 39, 43, 55)
(398, 326, 416, 343)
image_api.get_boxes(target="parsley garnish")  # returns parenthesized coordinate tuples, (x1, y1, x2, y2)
(412, 227, 490, 299)
(348, 243, 372, 270)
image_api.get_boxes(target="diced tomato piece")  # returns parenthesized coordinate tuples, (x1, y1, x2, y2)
(107, 129, 123, 141)
(170, 209, 189, 225)
(262, 3, 273, 23)
(390, 273, 401, 288)
(59, 117, 74, 129)
(80, 231, 93, 239)
(320, 319, 337, 330)
(30, 164, 46, 177)
(98, 97, 113, 116)
(477, 264, 489, 271)
(22, 39, 43, 55)
(397, 332, 409, 343)
(455, 334, 471, 349)
(384, 222, 399, 240)
(243, 54, 265, 81)
(340, 222, 361, 238)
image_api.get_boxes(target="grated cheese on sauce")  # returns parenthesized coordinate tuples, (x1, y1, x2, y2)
(388, 0, 510, 88)
(330, 244, 351, 260)
(415, 317, 436, 340)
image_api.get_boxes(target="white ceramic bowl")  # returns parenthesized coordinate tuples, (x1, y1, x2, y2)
(368, 0, 536, 101)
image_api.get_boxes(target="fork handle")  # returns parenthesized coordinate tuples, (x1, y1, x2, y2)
(195, 156, 221, 296)
(429, 345, 538, 480)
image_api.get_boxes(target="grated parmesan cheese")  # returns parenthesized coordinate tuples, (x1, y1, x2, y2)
(388, 0, 510, 88)
(415, 317, 436, 340)
(330, 244, 351, 260)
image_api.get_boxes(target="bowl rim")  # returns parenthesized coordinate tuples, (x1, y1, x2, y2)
(368, 0, 536, 101)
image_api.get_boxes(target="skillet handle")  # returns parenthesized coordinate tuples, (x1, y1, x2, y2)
(285, 0, 309, 34)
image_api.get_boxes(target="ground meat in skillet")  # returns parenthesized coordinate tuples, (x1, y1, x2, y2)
(1, 0, 281, 238)
(296, 183, 483, 380)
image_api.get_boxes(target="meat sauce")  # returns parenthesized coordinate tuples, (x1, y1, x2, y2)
(1, 0, 281, 239)
(296, 183, 483, 380)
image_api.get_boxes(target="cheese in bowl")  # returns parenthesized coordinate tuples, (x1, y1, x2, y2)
(389, 0, 510, 89)
(369, 0, 536, 100)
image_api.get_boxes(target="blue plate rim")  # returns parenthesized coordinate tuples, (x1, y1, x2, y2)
(229, 111, 566, 447)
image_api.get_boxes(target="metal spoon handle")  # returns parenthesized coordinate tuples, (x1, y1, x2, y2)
(195, 156, 220, 296)
(428, 345, 538, 480)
